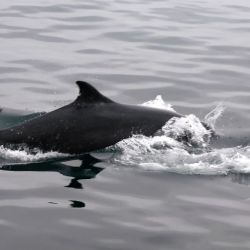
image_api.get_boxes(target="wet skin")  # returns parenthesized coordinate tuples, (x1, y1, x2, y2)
(0, 81, 182, 154)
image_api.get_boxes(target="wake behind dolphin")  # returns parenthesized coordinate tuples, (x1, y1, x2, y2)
(0, 81, 187, 154)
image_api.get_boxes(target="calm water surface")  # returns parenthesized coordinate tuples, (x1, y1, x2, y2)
(1, 0, 250, 249)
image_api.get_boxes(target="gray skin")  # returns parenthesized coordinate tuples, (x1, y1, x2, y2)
(0, 81, 182, 154)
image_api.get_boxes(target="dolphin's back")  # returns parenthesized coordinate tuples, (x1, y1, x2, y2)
(0, 81, 181, 154)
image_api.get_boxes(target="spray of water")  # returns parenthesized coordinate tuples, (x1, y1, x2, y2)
(204, 103, 225, 130)
(111, 97, 250, 175)
(141, 95, 175, 112)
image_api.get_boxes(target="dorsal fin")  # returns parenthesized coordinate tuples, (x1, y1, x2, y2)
(74, 81, 113, 105)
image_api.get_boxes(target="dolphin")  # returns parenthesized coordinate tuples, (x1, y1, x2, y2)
(0, 81, 186, 154)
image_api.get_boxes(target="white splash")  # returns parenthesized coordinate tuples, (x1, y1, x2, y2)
(113, 137, 250, 175)
(0, 146, 69, 163)
(112, 114, 215, 174)
(162, 114, 212, 148)
(141, 95, 175, 112)
(111, 97, 250, 175)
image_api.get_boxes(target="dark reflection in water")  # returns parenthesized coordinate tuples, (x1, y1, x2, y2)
(1, 154, 104, 191)
(66, 178, 83, 189)
(0, 154, 104, 209)
(70, 200, 86, 208)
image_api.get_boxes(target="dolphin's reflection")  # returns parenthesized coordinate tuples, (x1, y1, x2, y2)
(70, 200, 86, 208)
(1, 154, 104, 189)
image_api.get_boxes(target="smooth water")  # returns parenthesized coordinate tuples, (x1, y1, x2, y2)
(1, 0, 250, 249)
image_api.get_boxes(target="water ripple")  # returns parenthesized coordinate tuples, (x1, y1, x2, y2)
(0, 0, 250, 249)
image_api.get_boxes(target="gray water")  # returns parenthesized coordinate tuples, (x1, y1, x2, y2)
(1, 0, 250, 249)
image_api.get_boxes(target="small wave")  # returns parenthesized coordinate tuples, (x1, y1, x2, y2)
(0, 145, 69, 164)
